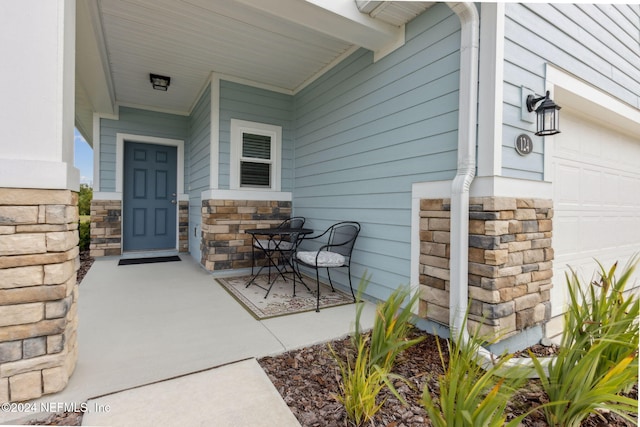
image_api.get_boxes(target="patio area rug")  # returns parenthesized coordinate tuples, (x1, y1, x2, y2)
(216, 273, 355, 319)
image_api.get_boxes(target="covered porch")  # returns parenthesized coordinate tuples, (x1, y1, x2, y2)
(0, 256, 375, 424)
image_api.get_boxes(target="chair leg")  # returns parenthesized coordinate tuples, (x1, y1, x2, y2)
(292, 259, 297, 297)
(315, 268, 321, 312)
(251, 244, 255, 276)
(327, 269, 336, 292)
(347, 265, 356, 302)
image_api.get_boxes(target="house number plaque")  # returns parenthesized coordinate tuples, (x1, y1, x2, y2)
(515, 134, 533, 156)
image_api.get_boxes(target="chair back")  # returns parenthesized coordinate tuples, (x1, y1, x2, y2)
(327, 221, 360, 257)
(279, 216, 305, 229)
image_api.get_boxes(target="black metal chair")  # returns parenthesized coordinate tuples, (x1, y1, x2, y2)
(251, 217, 306, 282)
(293, 221, 360, 311)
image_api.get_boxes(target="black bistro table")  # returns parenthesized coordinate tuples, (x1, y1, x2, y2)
(244, 227, 313, 297)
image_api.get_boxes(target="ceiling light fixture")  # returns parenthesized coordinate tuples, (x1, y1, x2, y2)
(150, 73, 171, 91)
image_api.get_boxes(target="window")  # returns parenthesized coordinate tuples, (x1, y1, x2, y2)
(230, 119, 281, 191)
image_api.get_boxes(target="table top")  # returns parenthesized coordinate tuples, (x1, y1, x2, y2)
(244, 227, 314, 236)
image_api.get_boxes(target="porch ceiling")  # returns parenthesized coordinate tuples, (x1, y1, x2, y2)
(75, 0, 433, 144)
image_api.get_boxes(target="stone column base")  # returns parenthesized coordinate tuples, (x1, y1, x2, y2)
(179, 201, 189, 253)
(0, 188, 79, 403)
(89, 200, 121, 257)
(418, 197, 554, 343)
(201, 200, 292, 271)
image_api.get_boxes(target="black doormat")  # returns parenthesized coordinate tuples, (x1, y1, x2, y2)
(118, 256, 181, 266)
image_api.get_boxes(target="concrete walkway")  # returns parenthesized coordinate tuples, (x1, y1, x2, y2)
(1, 255, 376, 426)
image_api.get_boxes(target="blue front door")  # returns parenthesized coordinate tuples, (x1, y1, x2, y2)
(123, 142, 178, 251)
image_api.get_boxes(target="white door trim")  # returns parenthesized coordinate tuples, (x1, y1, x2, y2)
(116, 133, 185, 252)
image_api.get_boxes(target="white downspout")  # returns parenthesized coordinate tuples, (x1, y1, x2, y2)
(447, 2, 550, 376)
(446, 0, 479, 342)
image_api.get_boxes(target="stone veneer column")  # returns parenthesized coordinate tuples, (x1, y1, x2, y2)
(201, 200, 292, 271)
(179, 201, 189, 253)
(0, 189, 79, 403)
(89, 200, 122, 257)
(419, 197, 554, 342)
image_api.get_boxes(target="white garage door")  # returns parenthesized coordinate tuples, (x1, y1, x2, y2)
(551, 110, 640, 317)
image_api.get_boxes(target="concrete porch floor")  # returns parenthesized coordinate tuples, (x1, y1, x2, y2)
(2, 255, 376, 425)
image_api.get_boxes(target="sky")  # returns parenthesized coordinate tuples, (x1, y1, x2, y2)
(74, 129, 93, 186)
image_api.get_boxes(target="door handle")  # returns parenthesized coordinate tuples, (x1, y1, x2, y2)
(171, 199, 177, 205)
(171, 193, 177, 205)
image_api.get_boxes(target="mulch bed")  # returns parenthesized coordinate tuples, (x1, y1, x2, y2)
(258, 329, 638, 427)
(77, 250, 94, 284)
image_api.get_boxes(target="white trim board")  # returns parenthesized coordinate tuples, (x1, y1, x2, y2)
(115, 133, 186, 253)
(201, 189, 292, 202)
(210, 74, 220, 190)
(477, 2, 505, 178)
(411, 176, 552, 200)
(543, 65, 640, 182)
(229, 119, 282, 192)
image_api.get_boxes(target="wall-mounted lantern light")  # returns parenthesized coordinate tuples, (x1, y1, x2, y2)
(150, 73, 171, 91)
(526, 90, 561, 136)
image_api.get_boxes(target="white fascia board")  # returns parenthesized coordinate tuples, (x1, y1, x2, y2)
(234, 0, 403, 58)
(75, 0, 116, 116)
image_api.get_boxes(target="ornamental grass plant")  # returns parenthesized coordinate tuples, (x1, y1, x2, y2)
(421, 316, 529, 427)
(363, 282, 425, 372)
(331, 276, 424, 426)
(530, 257, 639, 427)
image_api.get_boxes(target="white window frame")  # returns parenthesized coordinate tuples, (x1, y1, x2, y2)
(230, 119, 282, 191)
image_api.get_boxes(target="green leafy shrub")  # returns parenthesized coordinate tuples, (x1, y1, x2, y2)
(78, 220, 90, 251)
(530, 257, 639, 426)
(78, 184, 93, 216)
(332, 276, 423, 426)
(421, 317, 528, 427)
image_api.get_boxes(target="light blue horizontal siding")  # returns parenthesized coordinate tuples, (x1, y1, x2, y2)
(218, 80, 294, 191)
(293, 3, 462, 301)
(99, 107, 189, 191)
(188, 85, 211, 259)
(502, 3, 640, 179)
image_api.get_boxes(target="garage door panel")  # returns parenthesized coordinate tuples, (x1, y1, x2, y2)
(581, 169, 602, 205)
(620, 176, 639, 206)
(555, 164, 581, 204)
(552, 111, 640, 317)
(554, 217, 580, 254)
(602, 172, 619, 205)
(581, 215, 608, 250)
